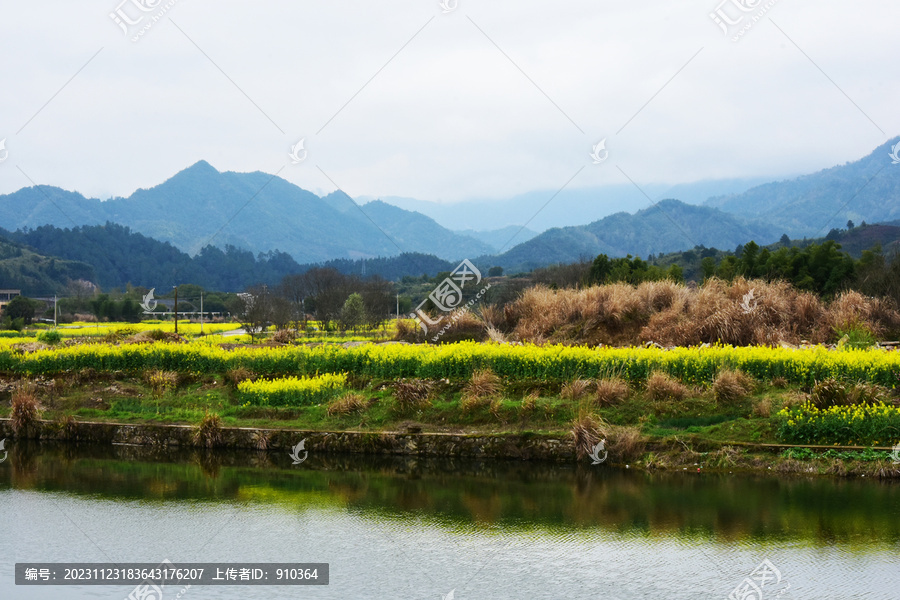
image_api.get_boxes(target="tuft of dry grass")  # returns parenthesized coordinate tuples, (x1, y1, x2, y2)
(560, 379, 594, 401)
(327, 392, 371, 416)
(753, 398, 772, 418)
(519, 392, 538, 417)
(145, 369, 178, 396)
(771, 376, 789, 389)
(225, 367, 256, 389)
(251, 430, 272, 452)
(463, 369, 502, 401)
(595, 378, 629, 406)
(489, 398, 505, 421)
(393, 379, 434, 412)
(10, 385, 42, 437)
(572, 412, 602, 460)
(193, 412, 224, 449)
(646, 372, 688, 402)
(809, 379, 890, 408)
(712, 369, 755, 404)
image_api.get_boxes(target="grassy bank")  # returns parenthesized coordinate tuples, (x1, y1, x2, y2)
(1, 339, 899, 477)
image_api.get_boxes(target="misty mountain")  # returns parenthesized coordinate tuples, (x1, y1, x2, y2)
(706, 137, 900, 237)
(0, 162, 493, 264)
(486, 200, 781, 273)
(367, 176, 769, 232)
(454, 226, 539, 253)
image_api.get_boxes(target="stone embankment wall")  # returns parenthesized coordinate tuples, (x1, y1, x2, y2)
(0, 419, 574, 461)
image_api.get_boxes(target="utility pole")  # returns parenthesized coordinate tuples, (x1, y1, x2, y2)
(174, 286, 178, 335)
(396, 293, 399, 320)
(54, 295, 57, 328)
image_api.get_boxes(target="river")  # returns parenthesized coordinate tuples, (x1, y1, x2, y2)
(1, 442, 897, 599)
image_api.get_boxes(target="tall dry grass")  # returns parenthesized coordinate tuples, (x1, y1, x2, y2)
(10, 385, 42, 437)
(461, 277, 900, 346)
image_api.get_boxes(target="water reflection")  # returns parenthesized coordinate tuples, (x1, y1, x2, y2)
(0, 442, 897, 549)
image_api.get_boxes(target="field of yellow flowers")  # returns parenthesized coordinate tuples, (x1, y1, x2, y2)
(238, 373, 347, 407)
(3, 340, 899, 387)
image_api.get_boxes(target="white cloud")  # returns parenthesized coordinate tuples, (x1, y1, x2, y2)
(0, 0, 896, 211)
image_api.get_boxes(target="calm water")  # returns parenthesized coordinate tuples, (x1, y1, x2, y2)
(0, 442, 898, 599)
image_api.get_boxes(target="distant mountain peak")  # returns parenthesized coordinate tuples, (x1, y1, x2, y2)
(185, 159, 219, 174)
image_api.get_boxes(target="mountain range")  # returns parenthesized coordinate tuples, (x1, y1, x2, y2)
(0, 137, 897, 285)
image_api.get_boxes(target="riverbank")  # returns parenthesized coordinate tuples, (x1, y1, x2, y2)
(2, 417, 898, 479)
(2, 340, 899, 479)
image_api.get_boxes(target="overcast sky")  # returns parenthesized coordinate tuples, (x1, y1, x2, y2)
(0, 0, 897, 219)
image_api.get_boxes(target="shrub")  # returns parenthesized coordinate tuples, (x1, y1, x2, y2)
(712, 369, 755, 404)
(327, 393, 370, 416)
(272, 329, 296, 344)
(10, 385, 42, 437)
(646, 372, 688, 402)
(595, 378, 629, 406)
(36, 330, 61, 345)
(834, 322, 877, 350)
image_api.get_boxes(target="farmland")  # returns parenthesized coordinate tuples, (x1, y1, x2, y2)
(2, 330, 899, 475)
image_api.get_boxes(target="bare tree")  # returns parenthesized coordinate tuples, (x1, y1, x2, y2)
(234, 284, 273, 341)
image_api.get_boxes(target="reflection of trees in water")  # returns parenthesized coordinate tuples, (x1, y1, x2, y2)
(2, 445, 898, 546)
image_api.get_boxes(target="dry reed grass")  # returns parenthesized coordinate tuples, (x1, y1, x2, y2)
(10, 385, 42, 437)
(646, 372, 689, 402)
(560, 379, 594, 401)
(392, 379, 434, 412)
(712, 369, 755, 404)
(471, 277, 900, 346)
(193, 412, 224, 448)
(595, 378, 629, 406)
(327, 393, 371, 416)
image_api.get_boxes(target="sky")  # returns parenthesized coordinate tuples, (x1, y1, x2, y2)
(0, 0, 897, 229)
